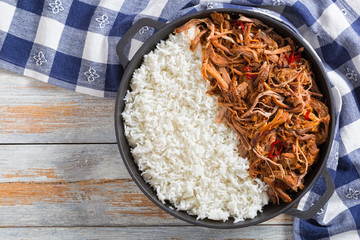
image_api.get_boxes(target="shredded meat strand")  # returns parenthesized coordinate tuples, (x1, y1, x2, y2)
(174, 12, 330, 204)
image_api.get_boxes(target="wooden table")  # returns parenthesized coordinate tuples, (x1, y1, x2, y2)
(0, 68, 294, 239)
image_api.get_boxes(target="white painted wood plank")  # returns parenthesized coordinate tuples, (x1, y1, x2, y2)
(0, 68, 116, 143)
(0, 226, 294, 240)
(0, 179, 183, 226)
(0, 177, 293, 226)
(0, 144, 130, 182)
(0, 144, 293, 226)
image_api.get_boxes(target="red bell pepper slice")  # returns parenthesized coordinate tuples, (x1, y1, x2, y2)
(231, 20, 245, 32)
(286, 52, 302, 64)
(242, 66, 257, 80)
(269, 140, 283, 159)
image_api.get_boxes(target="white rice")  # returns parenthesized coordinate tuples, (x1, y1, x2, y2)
(122, 29, 269, 222)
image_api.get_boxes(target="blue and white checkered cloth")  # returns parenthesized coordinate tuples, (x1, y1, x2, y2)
(0, 0, 359, 239)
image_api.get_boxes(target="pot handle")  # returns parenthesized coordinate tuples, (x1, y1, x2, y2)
(116, 18, 166, 68)
(285, 167, 335, 219)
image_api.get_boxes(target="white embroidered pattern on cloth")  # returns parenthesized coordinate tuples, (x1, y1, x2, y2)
(272, 0, 284, 5)
(95, 14, 109, 29)
(346, 188, 360, 200)
(310, 202, 324, 216)
(84, 67, 99, 82)
(33, 51, 47, 66)
(341, 8, 347, 16)
(317, 208, 324, 216)
(139, 26, 149, 35)
(206, 2, 215, 9)
(48, 0, 64, 14)
(345, 68, 358, 82)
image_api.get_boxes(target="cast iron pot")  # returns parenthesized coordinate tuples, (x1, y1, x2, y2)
(115, 8, 336, 228)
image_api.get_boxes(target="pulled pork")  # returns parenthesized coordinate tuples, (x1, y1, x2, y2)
(174, 12, 330, 204)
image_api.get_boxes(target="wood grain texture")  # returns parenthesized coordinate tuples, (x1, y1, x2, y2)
(0, 144, 293, 226)
(0, 226, 295, 240)
(0, 69, 116, 143)
(0, 179, 179, 226)
(0, 69, 294, 239)
(0, 178, 291, 226)
(0, 144, 130, 182)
